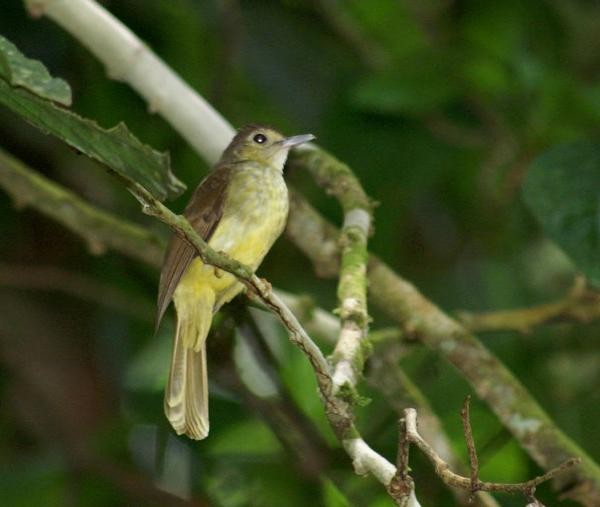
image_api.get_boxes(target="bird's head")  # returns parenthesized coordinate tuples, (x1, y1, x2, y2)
(222, 124, 315, 170)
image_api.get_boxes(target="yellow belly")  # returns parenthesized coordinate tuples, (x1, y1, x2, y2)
(174, 164, 288, 311)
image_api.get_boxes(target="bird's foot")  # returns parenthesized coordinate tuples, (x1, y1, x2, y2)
(246, 278, 272, 302)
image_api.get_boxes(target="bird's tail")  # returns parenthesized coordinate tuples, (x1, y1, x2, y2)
(164, 286, 215, 440)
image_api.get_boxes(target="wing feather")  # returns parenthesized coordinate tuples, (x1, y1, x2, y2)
(156, 166, 232, 329)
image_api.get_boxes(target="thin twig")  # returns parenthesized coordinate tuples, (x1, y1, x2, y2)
(461, 396, 481, 493)
(368, 345, 500, 507)
(397, 419, 410, 480)
(458, 277, 600, 333)
(387, 419, 414, 506)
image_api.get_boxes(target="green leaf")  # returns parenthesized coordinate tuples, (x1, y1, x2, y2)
(523, 141, 600, 286)
(0, 34, 71, 106)
(0, 37, 184, 201)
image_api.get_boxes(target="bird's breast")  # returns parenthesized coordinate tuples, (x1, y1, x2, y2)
(209, 166, 289, 268)
(174, 165, 288, 309)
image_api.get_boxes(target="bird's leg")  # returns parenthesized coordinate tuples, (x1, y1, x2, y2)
(213, 251, 229, 278)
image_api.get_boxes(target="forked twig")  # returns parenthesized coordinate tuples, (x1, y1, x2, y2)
(397, 406, 580, 504)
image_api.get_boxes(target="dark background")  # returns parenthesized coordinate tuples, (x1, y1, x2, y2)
(1, 1, 599, 505)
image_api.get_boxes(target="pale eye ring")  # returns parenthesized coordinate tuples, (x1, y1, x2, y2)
(253, 133, 267, 144)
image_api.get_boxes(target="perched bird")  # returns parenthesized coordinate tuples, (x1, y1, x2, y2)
(156, 124, 315, 439)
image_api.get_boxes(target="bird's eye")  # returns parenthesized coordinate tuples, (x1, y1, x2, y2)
(253, 133, 267, 144)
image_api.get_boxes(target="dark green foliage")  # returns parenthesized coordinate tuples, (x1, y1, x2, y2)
(523, 142, 600, 287)
(0, 35, 183, 201)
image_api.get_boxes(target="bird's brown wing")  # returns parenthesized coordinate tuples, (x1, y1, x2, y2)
(156, 165, 232, 330)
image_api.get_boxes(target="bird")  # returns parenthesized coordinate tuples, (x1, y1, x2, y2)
(156, 124, 315, 439)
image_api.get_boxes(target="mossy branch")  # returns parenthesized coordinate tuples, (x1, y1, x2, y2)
(0, 147, 164, 266)
(291, 147, 373, 397)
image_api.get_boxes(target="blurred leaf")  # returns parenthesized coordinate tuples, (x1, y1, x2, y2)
(126, 327, 171, 392)
(322, 478, 351, 507)
(478, 439, 529, 483)
(207, 419, 282, 455)
(234, 333, 278, 398)
(0, 34, 71, 106)
(461, 53, 511, 98)
(523, 141, 600, 286)
(0, 36, 184, 200)
(352, 52, 460, 115)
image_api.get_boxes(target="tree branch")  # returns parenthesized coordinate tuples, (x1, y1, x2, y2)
(367, 344, 501, 507)
(458, 277, 600, 333)
(403, 407, 580, 501)
(291, 147, 373, 397)
(0, 147, 400, 499)
(126, 181, 410, 501)
(0, 147, 164, 266)
(287, 192, 600, 505)
(25, 0, 234, 163)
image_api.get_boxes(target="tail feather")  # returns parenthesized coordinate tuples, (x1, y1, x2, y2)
(164, 287, 214, 440)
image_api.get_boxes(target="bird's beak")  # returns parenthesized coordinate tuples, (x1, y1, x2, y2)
(280, 133, 316, 148)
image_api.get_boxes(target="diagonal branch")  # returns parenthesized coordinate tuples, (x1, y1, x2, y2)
(24, 0, 234, 163)
(126, 182, 407, 500)
(0, 147, 164, 266)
